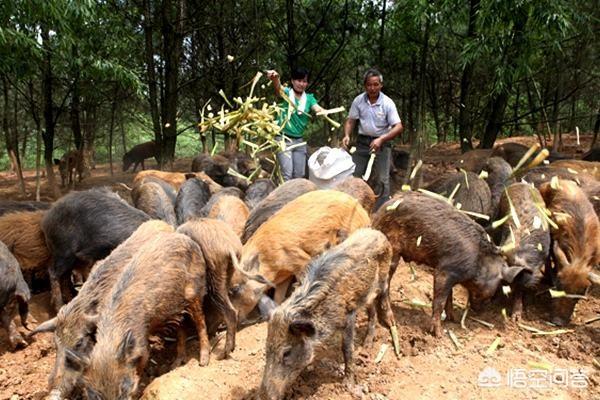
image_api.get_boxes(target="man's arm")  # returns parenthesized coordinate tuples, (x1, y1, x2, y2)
(370, 121, 403, 152)
(342, 118, 357, 149)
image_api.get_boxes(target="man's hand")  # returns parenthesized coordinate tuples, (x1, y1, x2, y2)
(342, 135, 350, 149)
(370, 137, 384, 152)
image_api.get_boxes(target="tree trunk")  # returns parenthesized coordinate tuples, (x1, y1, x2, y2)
(591, 110, 599, 149)
(2, 75, 26, 195)
(70, 45, 83, 151)
(285, 0, 297, 68)
(108, 96, 117, 176)
(143, 0, 162, 166)
(457, 0, 479, 152)
(41, 25, 61, 199)
(377, 0, 387, 65)
(160, 0, 184, 169)
(480, 7, 528, 149)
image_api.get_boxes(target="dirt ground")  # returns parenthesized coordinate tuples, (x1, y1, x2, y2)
(0, 134, 598, 400)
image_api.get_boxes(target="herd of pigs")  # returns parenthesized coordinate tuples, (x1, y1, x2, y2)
(1, 141, 600, 400)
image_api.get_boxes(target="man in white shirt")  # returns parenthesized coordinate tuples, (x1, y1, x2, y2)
(342, 68, 404, 209)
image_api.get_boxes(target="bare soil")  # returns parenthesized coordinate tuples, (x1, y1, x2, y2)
(0, 134, 598, 400)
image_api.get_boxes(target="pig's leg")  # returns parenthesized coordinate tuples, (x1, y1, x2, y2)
(1, 309, 26, 350)
(363, 302, 377, 348)
(49, 269, 64, 313)
(141, 160, 145, 170)
(444, 287, 455, 322)
(212, 289, 238, 358)
(273, 279, 291, 305)
(388, 254, 402, 288)
(171, 327, 187, 368)
(431, 272, 454, 337)
(342, 310, 357, 386)
(189, 296, 210, 366)
(511, 285, 524, 321)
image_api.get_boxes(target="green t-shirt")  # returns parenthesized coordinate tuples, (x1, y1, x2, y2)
(278, 87, 318, 138)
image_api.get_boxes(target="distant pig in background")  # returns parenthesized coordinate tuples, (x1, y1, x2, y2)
(258, 228, 399, 400)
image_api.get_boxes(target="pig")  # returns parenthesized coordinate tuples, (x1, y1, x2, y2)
(493, 183, 551, 320)
(482, 157, 514, 220)
(548, 160, 600, 180)
(332, 176, 376, 214)
(41, 188, 150, 311)
(241, 178, 317, 244)
(454, 149, 493, 172)
(133, 169, 222, 193)
(539, 179, 600, 325)
(30, 221, 174, 400)
(68, 232, 210, 400)
(191, 153, 230, 182)
(0, 210, 51, 286)
(204, 195, 249, 238)
(245, 179, 276, 210)
(0, 241, 30, 350)
(425, 171, 492, 223)
(582, 148, 600, 162)
(131, 181, 177, 226)
(176, 219, 241, 359)
(221, 150, 258, 177)
(122, 141, 158, 172)
(175, 177, 212, 225)
(215, 186, 245, 200)
(372, 191, 528, 336)
(131, 175, 177, 205)
(258, 228, 398, 400)
(0, 200, 50, 217)
(54, 149, 84, 188)
(230, 190, 371, 320)
(490, 142, 531, 167)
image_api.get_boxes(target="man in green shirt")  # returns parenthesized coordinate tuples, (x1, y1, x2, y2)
(267, 68, 324, 181)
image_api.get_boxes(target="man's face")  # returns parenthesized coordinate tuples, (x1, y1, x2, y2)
(365, 76, 383, 98)
(291, 77, 308, 94)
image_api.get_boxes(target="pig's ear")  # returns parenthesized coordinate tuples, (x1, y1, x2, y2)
(289, 320, 316, 338)
(28, 317, 57, 337)
(501, 266, 529, 283)
(258, 295, 277, 320)
(117, 330, 136, 362)
(65, 348, 88, 371)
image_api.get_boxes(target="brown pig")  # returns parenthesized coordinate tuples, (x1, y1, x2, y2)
(0, 240, 30, 350)
(176, 218, 241, 359)
(54, 149, 85, 188)
(230, 190, 370, 321)
(372, 191, 527, 336)
(493, 183, 551, 320)
(70, 232, 209, 400)
(0, 210, 51, 285)
(131, 181, 177, 226)
(133, 169, 222, 193)
(332, 176, 376, 214)
(539, 179, 600, 325)
(241, 178, 316, 244)
(258, 228, 398, 400)
(29, 220, 173, 400)
(204, 195, 249, 238)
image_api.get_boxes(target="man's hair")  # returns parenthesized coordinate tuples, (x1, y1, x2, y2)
(363, 68, 383, 84)
(291, 67, 310, 80)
